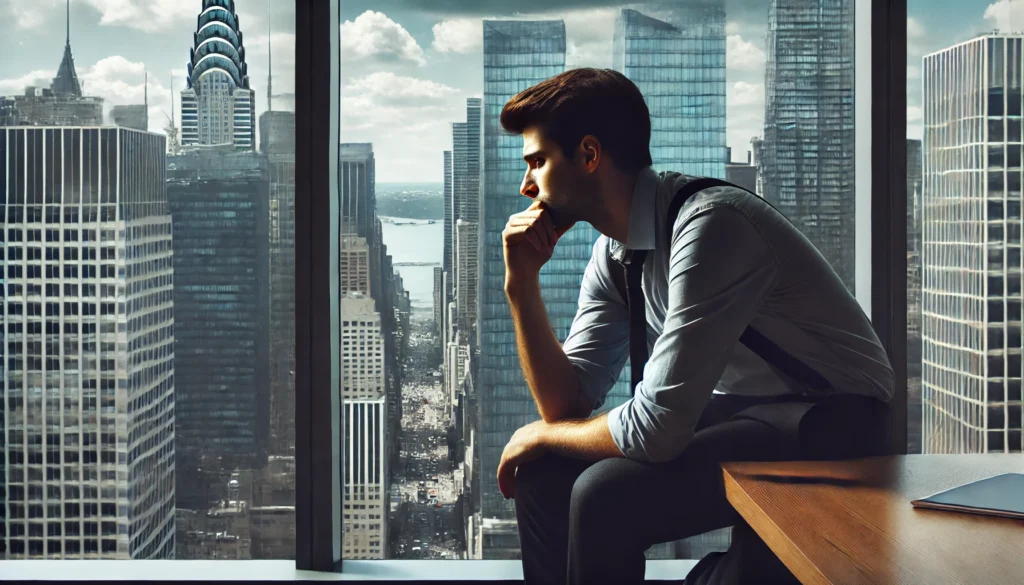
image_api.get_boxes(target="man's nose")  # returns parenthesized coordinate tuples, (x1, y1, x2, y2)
(520, 175, 538, 198)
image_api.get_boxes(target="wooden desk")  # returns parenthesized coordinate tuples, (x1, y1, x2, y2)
(722, 454, 1024, 585)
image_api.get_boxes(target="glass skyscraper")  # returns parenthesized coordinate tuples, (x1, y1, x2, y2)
(165, 151, 271, 507)
(480, 19, 569, 528)
(762, 0, 856, 290)
(613, 4, 726, 177)
(921, 35, 1024, 455)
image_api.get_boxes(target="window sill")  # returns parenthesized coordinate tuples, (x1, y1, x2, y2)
(0, 559, 699, 581)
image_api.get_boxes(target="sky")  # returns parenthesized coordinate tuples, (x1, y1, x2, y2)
(0, 0, 1020, 182)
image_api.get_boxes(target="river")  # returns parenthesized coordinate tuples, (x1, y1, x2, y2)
(380, 217, 443, 311)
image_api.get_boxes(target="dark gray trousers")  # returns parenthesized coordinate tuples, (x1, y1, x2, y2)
(513, 393, 892, 585)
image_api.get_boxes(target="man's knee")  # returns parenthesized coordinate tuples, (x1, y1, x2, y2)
(568, 459, 629, 527)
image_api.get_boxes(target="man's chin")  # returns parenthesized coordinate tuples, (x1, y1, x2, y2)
(545, 205, 578, 230)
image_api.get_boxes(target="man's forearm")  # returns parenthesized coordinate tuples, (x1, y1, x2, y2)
(507, 276, 591, 422)
(540, 412, 624, 461)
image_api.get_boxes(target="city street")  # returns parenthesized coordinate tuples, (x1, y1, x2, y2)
(390, 316, 462, 559)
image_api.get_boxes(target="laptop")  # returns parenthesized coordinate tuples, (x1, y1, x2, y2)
(911, 473, 1024, 520)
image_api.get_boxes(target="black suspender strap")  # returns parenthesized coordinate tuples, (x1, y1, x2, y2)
(617, 177, 832, 396)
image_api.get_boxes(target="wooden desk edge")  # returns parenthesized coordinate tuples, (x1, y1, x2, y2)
(722, 466, 832, 585)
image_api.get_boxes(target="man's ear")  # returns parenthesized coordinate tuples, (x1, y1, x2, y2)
(579, 135, 601, 172)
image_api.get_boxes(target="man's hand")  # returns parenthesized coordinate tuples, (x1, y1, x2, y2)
(497, 420, 549, 499)
(502, 201, 572, 292)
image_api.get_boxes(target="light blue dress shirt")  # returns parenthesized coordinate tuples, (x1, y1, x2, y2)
(561, 167, 895, 463)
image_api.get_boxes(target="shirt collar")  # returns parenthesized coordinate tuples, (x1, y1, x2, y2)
(624, 166, 659, 251)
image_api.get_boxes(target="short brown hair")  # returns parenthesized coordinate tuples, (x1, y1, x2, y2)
(500, 68, 653, 173)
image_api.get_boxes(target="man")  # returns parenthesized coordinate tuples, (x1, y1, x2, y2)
(496, 68, 894, 584)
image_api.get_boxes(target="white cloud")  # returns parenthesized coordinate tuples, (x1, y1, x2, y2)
(984, 0, 1024, 31)
(725, 21, 741, 35)
(342, 73, 466, 181)
(0, 69, 56, 95)
(907, 105, 923, 123)
(345, 72, 460, 106)
(78, 55, 174, 132)
(727, 81, 765, 162)
(907, 65, 920, 80)
(341, 10, 426, 66)
(563, 8, 618, 68)
(6, 0, 197, 32)
(727, 34, 765, 71)
(432, 18, 482, 53)
(906, 17, 925, 40)
(728, 81, 764, 108)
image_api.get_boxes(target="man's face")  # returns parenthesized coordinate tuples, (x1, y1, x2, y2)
(518, 126, 593, 228)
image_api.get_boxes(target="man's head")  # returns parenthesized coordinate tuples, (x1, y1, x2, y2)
(500, 68, 652, 228)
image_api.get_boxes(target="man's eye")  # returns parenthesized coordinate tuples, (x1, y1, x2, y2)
(533, 158, 544, 168)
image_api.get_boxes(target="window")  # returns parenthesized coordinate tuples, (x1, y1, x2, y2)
(338, 0, 868, 563)
(0, 0, 295, 563)
(908, 1, 1024, 455)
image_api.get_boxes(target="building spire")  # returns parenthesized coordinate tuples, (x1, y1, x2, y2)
(51, 0, 82, 97)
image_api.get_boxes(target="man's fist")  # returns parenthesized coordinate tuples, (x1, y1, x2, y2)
(502, 201, 571, 292)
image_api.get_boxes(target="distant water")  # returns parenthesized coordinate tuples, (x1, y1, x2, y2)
(380, 217, 443, 311)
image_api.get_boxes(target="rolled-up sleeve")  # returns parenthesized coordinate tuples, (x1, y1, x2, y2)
(562, 237, 630, 411)
(607, 205, 778, 462)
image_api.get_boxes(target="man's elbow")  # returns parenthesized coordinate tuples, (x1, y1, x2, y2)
(541, 388, 593, 422)
(624, 431, 693, 464)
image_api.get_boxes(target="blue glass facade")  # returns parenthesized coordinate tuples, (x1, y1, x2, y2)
(613, 5, 726, 178)
(762, 0, 856, 289)
(166, 151, 270, 507)
(479, 21, 632, 526)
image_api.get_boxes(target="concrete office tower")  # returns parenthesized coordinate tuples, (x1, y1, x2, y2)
(0, 127, 174, 558)
(443, 149, 454, 295)
(613, 5, 726, 177)
(453, 98, 482, 227)
(340, 293, 386, 400)
(726, 150, 758, 194)
(180, 0, 256, 150)
(339, 143, 376, 239)
(455, 219, 479, 337)
(921, 35, 1024, 455)
(166, 150, 271, 506)
(260, 110, 296, 456)
(110, 106, 148, 131)
(340, 293, 388, 559)
(433, 266, 445, 338)
(761, 0, 856, 290)
(340, 235, 372, 297)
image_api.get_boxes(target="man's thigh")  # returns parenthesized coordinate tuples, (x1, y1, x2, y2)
(570, 414, 803, 548)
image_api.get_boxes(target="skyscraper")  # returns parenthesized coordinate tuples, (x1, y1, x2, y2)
(261, 110, 296, 456)
(761, 0, 856, 289)
(613, 5, 726, 177)
(453, 99, 483, 227)
(455, 219, 479, 336)
(907, 138, 923, 453)
(482, 19, 604, 535)
(339, 293, 388, 559)
(180, 0, 256, 150)
(340, 235, 372, 297)
(0, 127, 175, 559)
(443, 149, 453, 298)
(1, 2, 102, 127)
(921, 34, 1024, 455)
(166, 150, 271, 505)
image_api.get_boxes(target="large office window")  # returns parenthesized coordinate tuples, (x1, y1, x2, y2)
(0, 0, 295, 560)
(338, 0, 867, 562)
(907, 1, 1024, 455)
